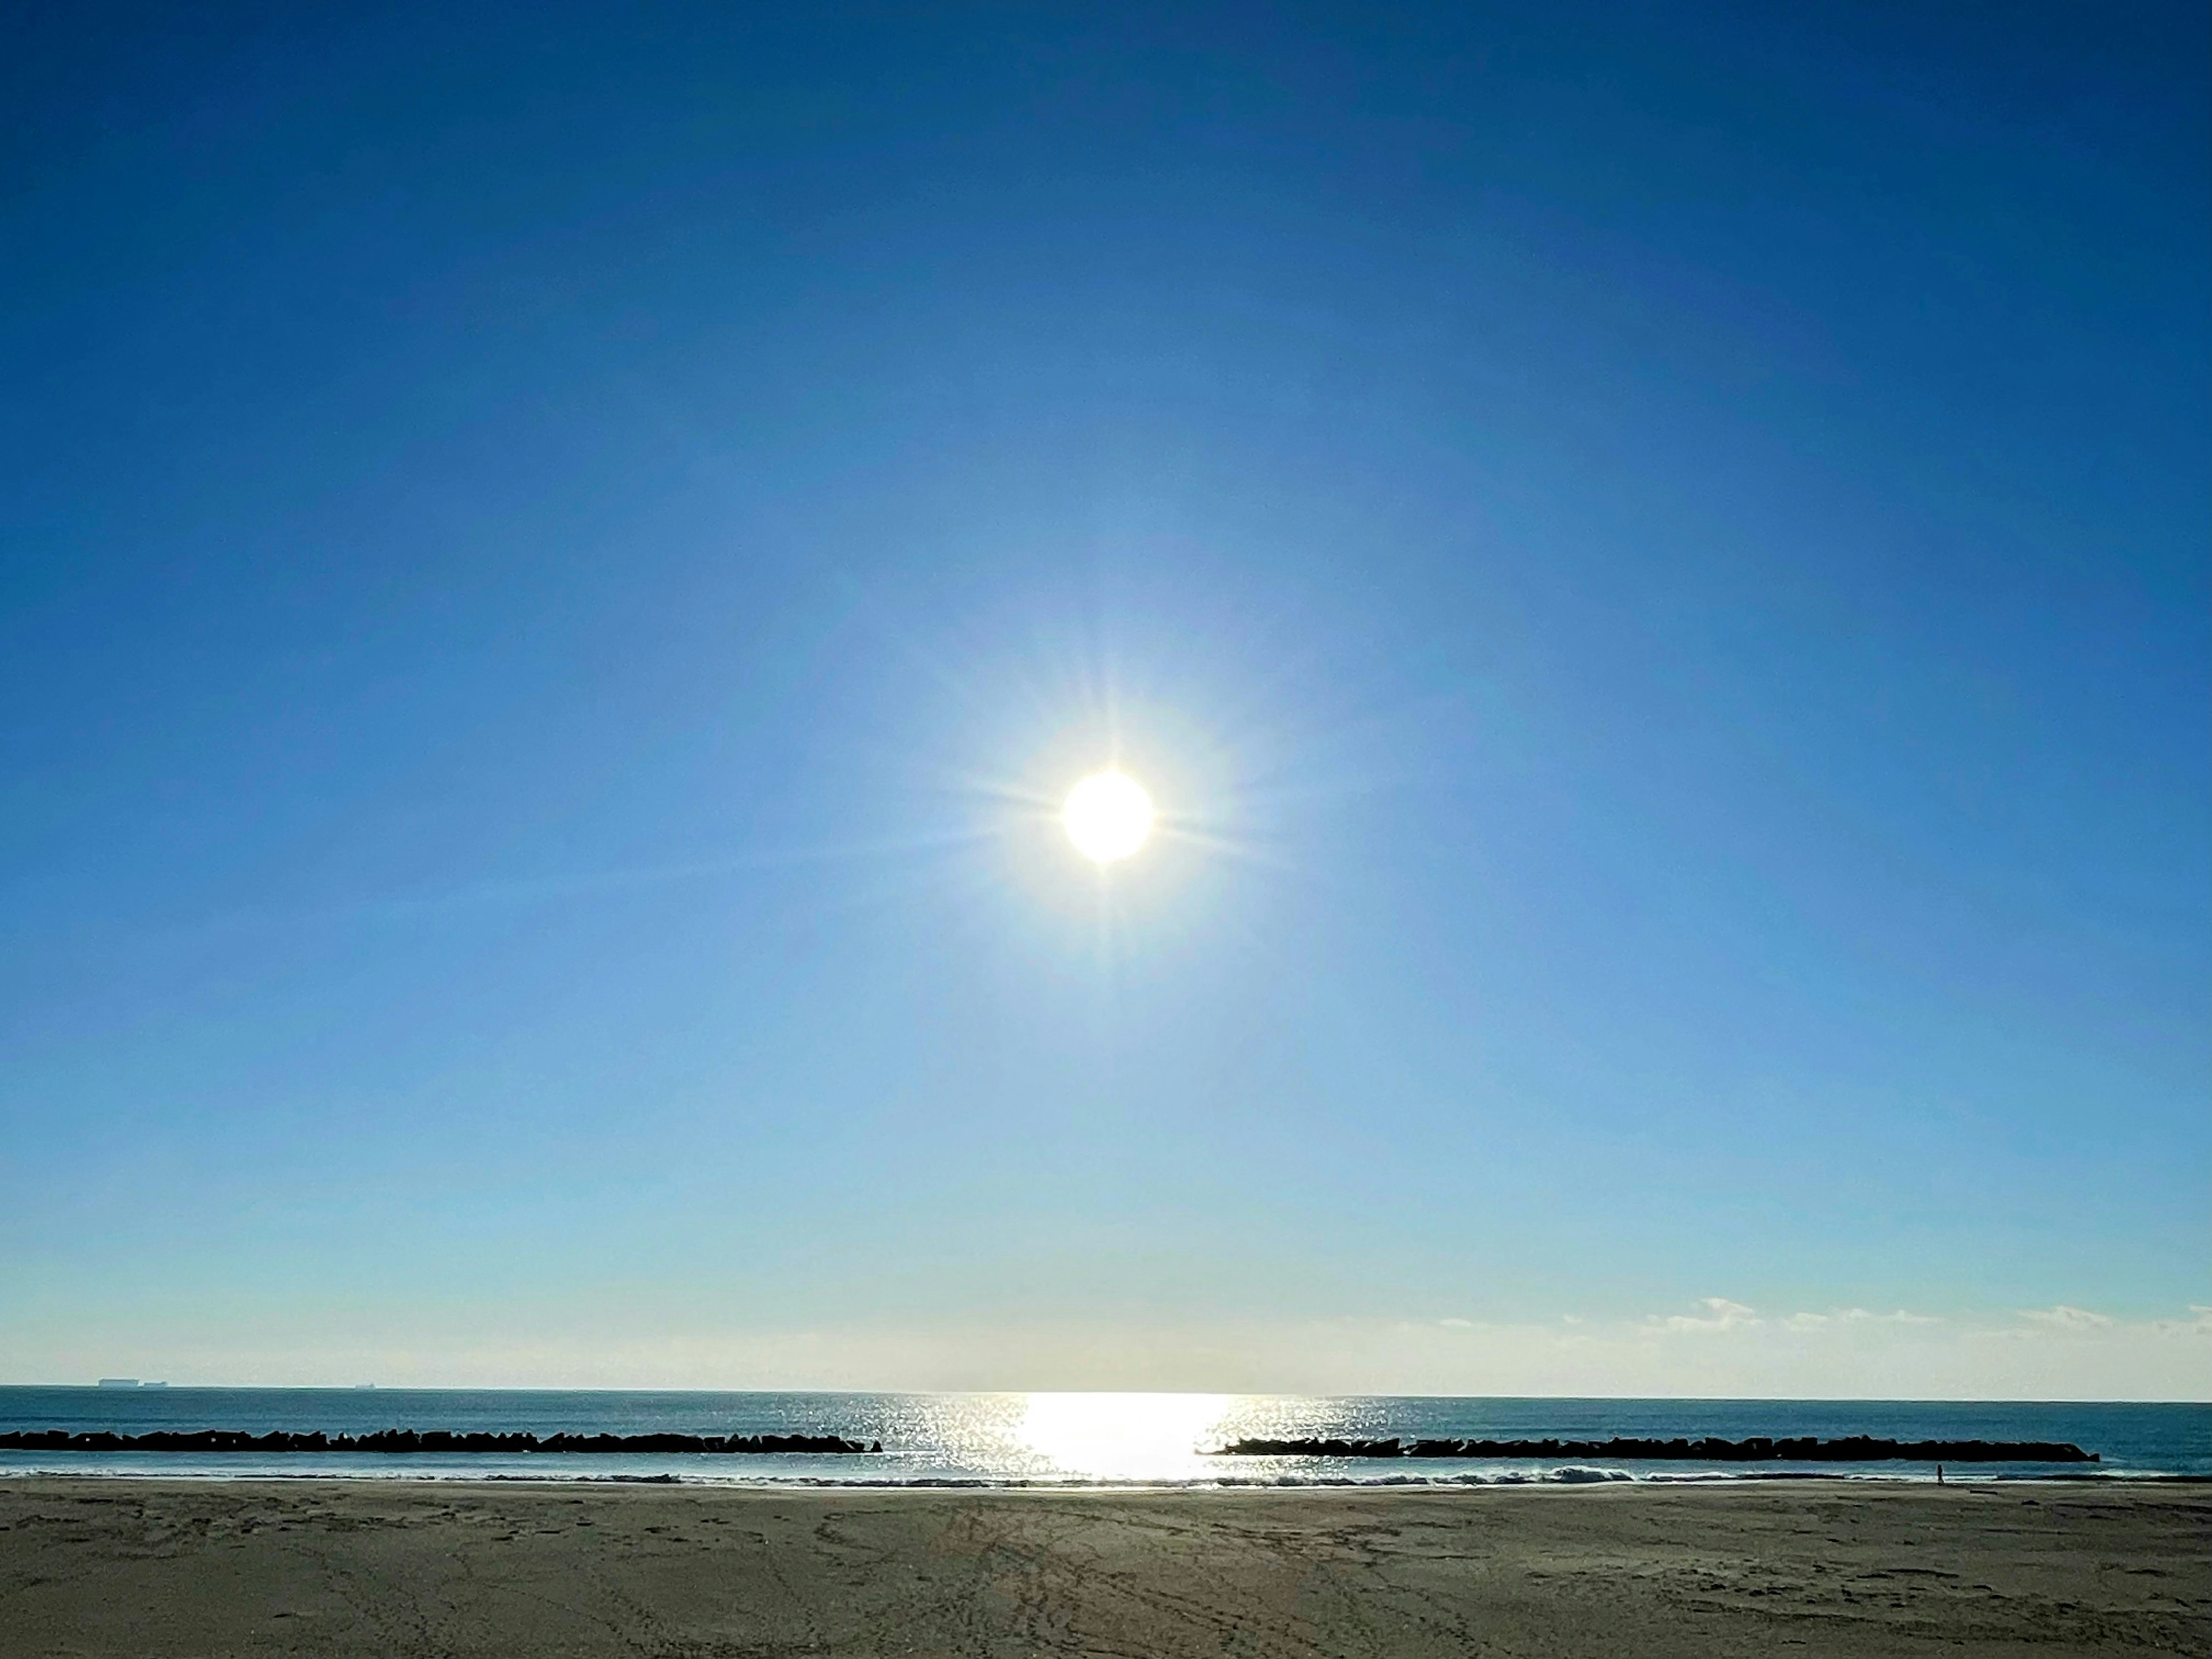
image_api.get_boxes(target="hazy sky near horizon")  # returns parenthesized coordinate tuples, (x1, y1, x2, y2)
(3, 2, 2207, 1395)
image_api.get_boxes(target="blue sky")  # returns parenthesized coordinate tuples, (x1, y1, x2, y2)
(3, 2, 2206, 1395)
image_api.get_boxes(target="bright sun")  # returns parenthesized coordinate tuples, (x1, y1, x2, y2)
(1062, 770, 1154, 863)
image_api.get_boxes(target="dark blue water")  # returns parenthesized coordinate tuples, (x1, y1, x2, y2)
(2, 1388, 2203, 1486)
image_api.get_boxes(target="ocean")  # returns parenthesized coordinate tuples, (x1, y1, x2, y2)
(2, 1388, 2203, 1487)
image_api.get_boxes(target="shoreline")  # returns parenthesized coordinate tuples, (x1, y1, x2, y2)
(5, 1463, 2206, 1488)
(4, 1475, 2205, 1656)
(0, 1427, 2105, 1463)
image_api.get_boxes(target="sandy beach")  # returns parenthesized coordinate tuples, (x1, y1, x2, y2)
(1, 1477, 2203, 1657)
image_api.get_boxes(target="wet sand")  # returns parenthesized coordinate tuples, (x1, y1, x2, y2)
(1, 1476, 2204, 1656)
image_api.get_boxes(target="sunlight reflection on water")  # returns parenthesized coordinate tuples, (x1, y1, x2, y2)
(1014, 1392, 1234, 1479)
(2, 1388, 2202, 1485)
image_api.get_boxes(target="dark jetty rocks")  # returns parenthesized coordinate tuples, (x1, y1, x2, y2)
(1211, 1434, 2097, 1463)
(0, 1429, 880, 1455)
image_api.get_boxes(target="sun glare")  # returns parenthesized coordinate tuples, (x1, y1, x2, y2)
(1062, 770, 1154, 863)
(1015, 1392, 1230, 1479)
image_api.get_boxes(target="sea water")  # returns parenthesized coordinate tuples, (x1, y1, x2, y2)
(1, 1388, 2203, 1486)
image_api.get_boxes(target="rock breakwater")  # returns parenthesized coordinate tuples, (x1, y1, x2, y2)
(1211, 1435, 2097, 1462)
(0, 1429, 880, 1455)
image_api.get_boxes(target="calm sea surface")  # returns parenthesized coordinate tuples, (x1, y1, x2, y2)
(2, 1389, 2203, 1486)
